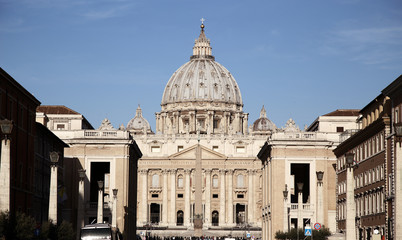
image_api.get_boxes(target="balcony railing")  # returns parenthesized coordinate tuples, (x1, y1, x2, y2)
(290, 203, 312, 210)
(339, 129, 359, 143)
(87, 202, 111, 209)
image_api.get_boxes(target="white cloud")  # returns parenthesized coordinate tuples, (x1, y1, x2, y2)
(320, 26, 402, 66)
(79, 2, 135, 20)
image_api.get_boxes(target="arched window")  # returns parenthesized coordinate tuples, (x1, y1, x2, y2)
(212, 211, 219, 226)
(212, 174, 218, 188)
(177, 175, 183, 189)
(177, 210, 184, 226)
(237, 174, 244, 188)
(152, 174, 159, 187)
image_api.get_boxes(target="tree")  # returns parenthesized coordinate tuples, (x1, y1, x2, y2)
(57, 221, 75, 240)
(275, 226, 331, 240)
(0, 211, 36, 240)
(14, 212, 36, 240)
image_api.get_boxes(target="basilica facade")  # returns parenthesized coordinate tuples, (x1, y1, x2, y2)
(129, 23, 272, 238)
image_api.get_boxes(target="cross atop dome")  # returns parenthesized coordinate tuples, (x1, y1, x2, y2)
(192, 19, 213, 60)
(200, 18, 205, 30)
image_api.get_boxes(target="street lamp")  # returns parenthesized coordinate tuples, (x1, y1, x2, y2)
(112, 189, 118, 228)
(283, 184, 289, 232)
(316, 171, 324, 225)
(345, 152, 354, 166)
(97, 181, 104, 223)
(77, 169, 86, 235)
(0, 119, 13, 141)
(283, 184, 289, 200)
(345, 152, 356, 240)
(49, 151, 59, 223)
(297, 182, 304, 192)
(0, 119, 13, 212)
(316, 171, 324, 183)
(78, 169, 86, 179)
(297, 182, 304, 234)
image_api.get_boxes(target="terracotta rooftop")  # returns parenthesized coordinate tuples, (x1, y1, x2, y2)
(323, 109, 360, 117)
(37, 105, 80, 115)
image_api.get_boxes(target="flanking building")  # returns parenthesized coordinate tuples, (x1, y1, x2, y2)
(36, 106, 142, 239)
(257, 110, 359, 240)
(333, 75, 402, 240)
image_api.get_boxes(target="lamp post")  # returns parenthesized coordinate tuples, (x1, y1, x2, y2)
(112, 189, 118, 228)
(97, 181, 104, 223)
(345, 152, 356, 240)
(49, 151, 59, 223)
(283, 184, 289, 232)
(0, 119, 13, 212)
(316, 171, 324, 225)
(77, 169, 86, 238)
(297, 182, 304, 232)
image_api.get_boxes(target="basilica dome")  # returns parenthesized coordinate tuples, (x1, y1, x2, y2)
(161, 24, 243, 108)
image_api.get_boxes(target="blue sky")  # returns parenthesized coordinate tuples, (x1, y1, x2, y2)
(1, 0, 401, 130)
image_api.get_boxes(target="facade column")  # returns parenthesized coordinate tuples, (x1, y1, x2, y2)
(297, 183, 303, 230)
(184, 169, 191, 227)
(204, 169, 212, 228)
(227, 170, 234, 226)
(223, 112, 229, 134)
(162, 170, 168, 226)
(155, 114, 160, 133)
(208, 111, 214, 134)
(49, 163, 58, 223)
(316, 172, 324, 225)
(170, 169, 177, 227)
(97, 181, 104, 224)
(248, 169, 254, 224)
(112, 189, 118, 228)
(0, 137, 11, 212)
(140, 169, 148, 225)
(346, 167, 356, 240)
(77, 170, 86, 239)
(161, 113, 166, 134)
(190, 111, 195, 133)
(262, 165, 266, 240)
(219, 169, 226, 226)
(268, 159, 272, 240)
(243, 113, 249, 135)
(179, 116, 184, 134)
(175, 112, 179, 134)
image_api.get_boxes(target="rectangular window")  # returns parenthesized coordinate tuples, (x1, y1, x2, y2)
(177, 146, 184, 152)
(336, 127, 344, 132)
(177, 194, 183, 198)
(151, 194, 159, 198)
(236, 146, 245, 153)
(57, 124, 65, 130)
(151, 146, 161, 153)
(237, 194, 244, 199)
(213, 119, 219, 129)
(212, 194, 218, 199)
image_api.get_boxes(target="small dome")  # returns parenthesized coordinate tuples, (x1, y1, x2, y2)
(252, 106, 276, 132)
(127, 105, 152, 134)
(161, 23, 242, 107)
